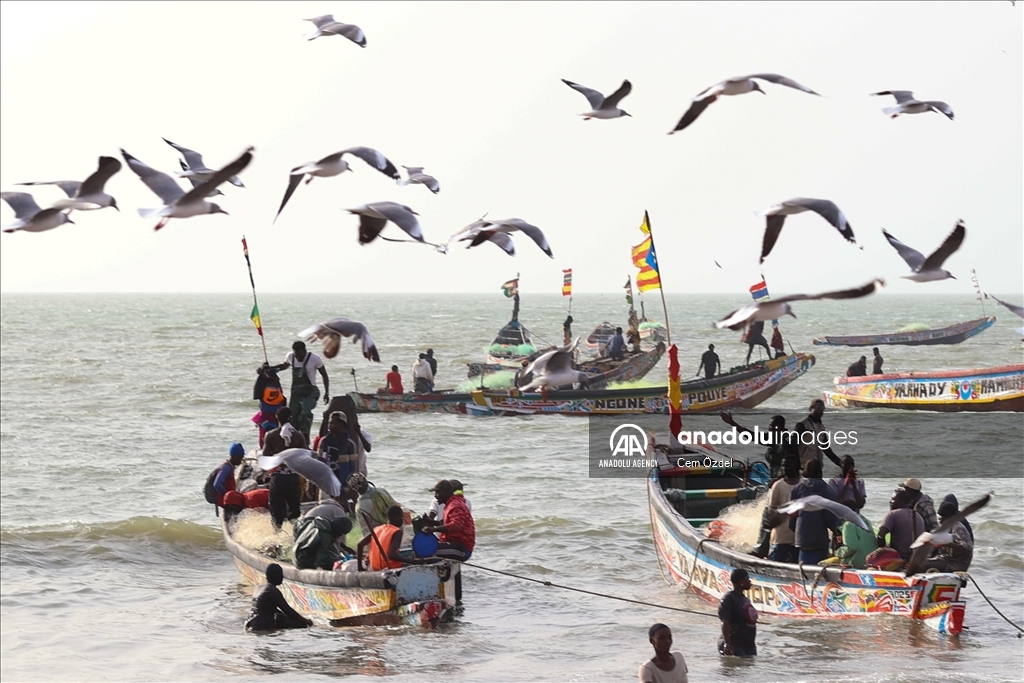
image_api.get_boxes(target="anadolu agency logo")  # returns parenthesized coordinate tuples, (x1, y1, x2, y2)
(609, 423, 649, 457)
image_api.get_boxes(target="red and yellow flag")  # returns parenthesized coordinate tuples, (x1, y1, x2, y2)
(562, 268, 572, 296)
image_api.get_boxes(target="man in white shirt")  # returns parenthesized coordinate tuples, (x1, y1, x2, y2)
(412, 353, 434, 393)
(273, 341, 329, 440)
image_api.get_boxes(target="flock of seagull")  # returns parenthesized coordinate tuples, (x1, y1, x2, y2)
(1, 10, 1008, 384)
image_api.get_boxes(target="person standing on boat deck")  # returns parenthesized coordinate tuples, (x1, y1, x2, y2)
(877, 489, 925, 561)
(794, 399, 843, 469)
(697, 344, 720, 380)
(718, 568, 757, 657)
(293, 515, 356, 570)
(743, 320, 772, 365)
(828, 455, 866, 512)
(847, 356, 868, 377)
(639, 623, 688, 683)
(412, 353, 434, 393)
(318, 411, 358, 499)
(213, 443, 246, 506)
(770, 323, 786, 358)
(423, 479, 475, 562)
(766, 455, 803, 563)
(245, 563, 313, 631)
(563, 314, 573, 345)
(253, 364, 285, 447)
(263, 407, 307, 529)
(607, 327, 626, 360)
(871, 347, 884, 375)
(788, 459, 838, 565)
(923, 497, 974, 572)
(272, 341, 329, 441)
(719, 412, 797, 480)
(424, 349, 438, 389)
(898, 478, 937, 532)
(384, 365, 404, 394)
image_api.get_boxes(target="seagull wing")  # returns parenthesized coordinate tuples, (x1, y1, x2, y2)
(759, 213, 787, 263)
(372, 202, 423, 242)
(882, 228, 926, 271)
(179, 160, 223, 196)
(919, 220, 965, 272)
(986, 294, 1024, 319)
(162, 138, 207, 170)
(906, 492, 991, 575)
(317, 318, 381, 362)
(121, 149, 185, 204)
(355, 213, 389, 244)
(601, 79, 632, 108)
(298, 322, 342, 359)
(274, 173, 304, 223)
(306, 15, 335, 28)
(334, 23, 366, 47)
(16, 181, 81, 198)
(0, 192, 44, 219)
(774, 278, 885, 305)
(669, 94, 717, 134)
(562, 79, 605, 110)
(492, 218, 553, 258)
(467, 230, 516, 256)
(749, 73, 820, 95)
(341, 147, 400, 179)
(78, 156, 122, 197)
(409, 173, 440, 194)
(178, 147, 253, 205)
(924, 101, 954, 120)
(872, 90, 916, 104)
(793, 198, 855, 243)
(713, 304, 758, 331)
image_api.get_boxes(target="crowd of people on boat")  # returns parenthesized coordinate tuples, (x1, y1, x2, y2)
(721, 399, 973, 573)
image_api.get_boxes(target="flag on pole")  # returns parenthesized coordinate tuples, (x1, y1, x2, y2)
(624, 276, 634, 305)
(562, 269, 572, 296)
(631, 237, 661, 292)
(250, 304, 263, 337)
(639, 211, 651, 235)
(501, 278, 519, 298)
(970, 269, 983, 302)
(668, 344, 682, 437)
(241, 237, 256, 290)
(749, 280, 770, 301)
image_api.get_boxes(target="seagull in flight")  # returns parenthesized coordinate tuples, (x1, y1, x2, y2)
(298, 318, 380, 362)
(562, 79, 633, 119)
(347, 202, 424, 244)
(759, 197, 857, 264)
(905, 492, 991, 576)
(1, 192, 73, 233)
(714, 279, 884, 331)
(777, 495, 871, 531)
(17, 156, 122, 212)
(451, 217, 554, 258)
(178, 160, 223, 197)
(882, 220, 965, 282)
(122, 147, 253, 231)
(669, 74, 820, 133)
(274, 147, 399, 223)
(871, 91, 954, 120)
(164, 139, 245, 187)
(304, 15, 366, 47)
(984, 293, 1024, 319)
(398, 166, 440, 194)
(520, 338, 591, 391)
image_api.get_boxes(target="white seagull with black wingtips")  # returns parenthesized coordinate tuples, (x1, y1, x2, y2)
(882, 221, 965, 282)
(562, 79, 632, 120)
(714, 279, 884, 332)
(1, 192, 73, 233)
(274, 147, 399, 223)
(17, 156, 122, 212)
(759, 197, 857, 264)
(670, 74, 820, 133)
(872, 91, 954, 120)
(299, 318, 380, 362)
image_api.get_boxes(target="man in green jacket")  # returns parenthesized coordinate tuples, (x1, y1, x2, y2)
(293, 516, 355, 570)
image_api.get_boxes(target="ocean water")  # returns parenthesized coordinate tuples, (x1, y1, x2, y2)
(1, 292, 1022, 683)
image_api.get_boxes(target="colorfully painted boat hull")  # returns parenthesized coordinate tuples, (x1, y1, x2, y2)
(349, 391, 471, 414)
(812, 317, 995, 346)
(223, 518, 459, 627)
(463, 353, 815, 416)
(646, 468, 966, 635)
(823, 363, 1024, 412)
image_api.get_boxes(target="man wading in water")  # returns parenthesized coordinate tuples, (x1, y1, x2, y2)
(273, 341, 329, 441)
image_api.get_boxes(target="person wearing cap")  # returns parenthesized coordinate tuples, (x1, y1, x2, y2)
(245, 563, 313, 631)
(923, 498, 974, 572)
(271, 340, 330, 441)
(877, 489, 925, 561)
(318, 412, 358, 497)
(357, 505, 429, 571)
(899, 478, 937, 532)
(697, 344, 720, 380)
(423, 480, 475, 562)
(213, 443, 246, 507)
(638, 623, 688, 683)
(938, 494, 974, 542)
(426, 479, 473, 523)
(347, 473, 401, 535)
(794, 399, 843, 470)
(293, 515, 356, 570)
(718, 568, 757, 657)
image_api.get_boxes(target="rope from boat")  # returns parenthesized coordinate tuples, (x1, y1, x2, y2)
(461, 561, 719, 619)
(966, 573, 1024, 636)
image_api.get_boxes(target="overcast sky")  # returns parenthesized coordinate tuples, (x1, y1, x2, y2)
(1, 1, 1020, 295)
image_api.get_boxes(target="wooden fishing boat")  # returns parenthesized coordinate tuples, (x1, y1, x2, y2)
(461, 352, 815, 416)
(648, 455, 967, 635)
(223, 515, 459, 627)
(811, 316, 995, 347)
(638, 319, 668, 345)
(584, 322, 617, 355)
(823, 363, 1024, 412)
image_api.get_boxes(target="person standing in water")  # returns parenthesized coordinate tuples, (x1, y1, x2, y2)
(638, 623, 688, 683)
(718, 568, 757, 657)
(244, 563, 312, 632)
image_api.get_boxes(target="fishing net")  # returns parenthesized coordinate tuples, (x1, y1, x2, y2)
(487, 343, 537, 356)
(714, 494, 769, 551)
(230, 509, 296, 562)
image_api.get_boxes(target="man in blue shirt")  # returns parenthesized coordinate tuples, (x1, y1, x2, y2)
(788, 458, 838, 565)
(607, 327, 626, 360)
